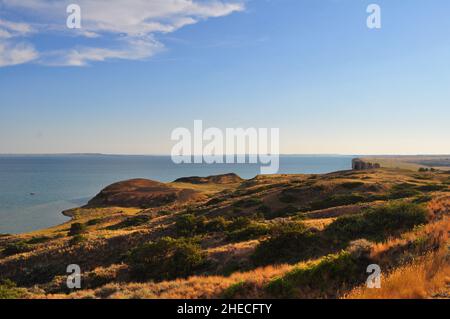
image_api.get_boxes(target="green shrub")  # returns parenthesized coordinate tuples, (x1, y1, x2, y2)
(266, 250, 366, 298)
(388, 183, 421, 199)
(222, 281, 246, 299)
(203, 217, 229, 232)
(2, 241, 32, 257)
(226, 222, 270, 242)
(0, 279, 25, 299)
(174, 214, 200, 236)
(107, 215, 151, 230)
(309, 194, 367, 210)
(325, 202, 429, 242)
(251, 222, 322, 265)
(68, 223, 87, 236)
(86, 218, 103, 226)
(340, 182, 365, 189)
(157, 210, 172, 216)
(128, 237, 206, 281)
(26, 236, 52, 245)
(227, 217, 252, 231)
(69, 234, 87, 246)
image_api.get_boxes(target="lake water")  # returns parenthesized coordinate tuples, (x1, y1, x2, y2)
(0, 155, 353, 234)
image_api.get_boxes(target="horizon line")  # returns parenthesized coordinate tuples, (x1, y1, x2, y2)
(0, 153, 449, 157)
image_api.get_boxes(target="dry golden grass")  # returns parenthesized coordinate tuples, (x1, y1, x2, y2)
(41, 264, 293, 299)
(348, 205, 449, 299)
(303, 218, 335, 230)
(370, 217, 449, 259)
(345, 249, 449, 299)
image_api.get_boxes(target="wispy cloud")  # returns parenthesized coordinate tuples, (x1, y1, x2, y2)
(41, 36, 164, 66)
(0, 19, 34, 38)
(0, 41, 38, 66)
(0, 0, 245, 67)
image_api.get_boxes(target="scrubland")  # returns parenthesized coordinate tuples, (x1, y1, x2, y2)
(0, 168, 448, 299)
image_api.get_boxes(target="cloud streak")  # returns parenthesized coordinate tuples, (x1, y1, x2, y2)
(0, 0, 244, 67)
(0, 41, 38, 66)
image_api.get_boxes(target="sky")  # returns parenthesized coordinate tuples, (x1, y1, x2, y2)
(0, 0, 449, 155)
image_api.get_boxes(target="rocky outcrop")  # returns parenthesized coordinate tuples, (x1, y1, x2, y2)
(352, 159, 381, 170)
(86, 179, 204, 208)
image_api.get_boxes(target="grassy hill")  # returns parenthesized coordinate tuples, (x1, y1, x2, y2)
(0, 169, 448, 299)
(361, 156, 450, 171)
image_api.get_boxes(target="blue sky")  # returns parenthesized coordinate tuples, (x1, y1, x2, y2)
(0, 0, 449, 155)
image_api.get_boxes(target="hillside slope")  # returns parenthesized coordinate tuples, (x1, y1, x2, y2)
(0, 168, 448, 299)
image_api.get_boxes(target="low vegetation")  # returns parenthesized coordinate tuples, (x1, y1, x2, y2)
(266, 250, 368, 298)
(0, 279, 26, 299)
(106, 215, 150, 230)
(325, 202, 429, 242)
(252, 222, 322, 265)
(68, 222, 87, 236)
(127, 237, 206, 281)
(2, 241, 32, 257)
(0, 168, 448, 299)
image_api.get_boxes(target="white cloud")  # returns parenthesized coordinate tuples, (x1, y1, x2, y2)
(0, 0, 245, 67)
(0, 18, 34, 38)
(0, 41, 38, 66)
(42, 36, 164, 66)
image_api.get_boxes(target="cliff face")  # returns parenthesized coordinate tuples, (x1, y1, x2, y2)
(352, 158, 381, 170)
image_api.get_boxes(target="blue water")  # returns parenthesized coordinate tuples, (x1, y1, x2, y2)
(0, 155, 352, 234)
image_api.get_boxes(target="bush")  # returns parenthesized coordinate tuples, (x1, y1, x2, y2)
(157, 210, 172, 216)
(226, 222, 270, 242)
(128, 237, 206, 281)
(325, 202, 429, 242)
(227, 217, 252, 231)
(203, 217, 229, 232)
(107, 215, 151, 230)
(309, 194, 367, 210)
(86, 218, 103, 226)
(69, 234, 87, 246)
(68, 223, 87, 236)
(251, 222, 322, 265)
(0, 279, 25, 299)
(266, 250, 367, 298)
(26, 236, 52, 245)
(174, 214, 200, 236)
(222, 281, 246, 299)
(388, 183, 421, 199)
(2, 241, 32, 257)
(340, 182, 365, 189)
(233, 198, 263, 208)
